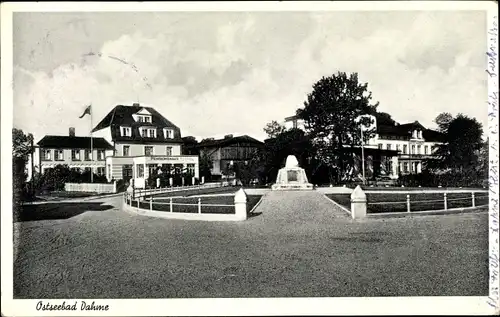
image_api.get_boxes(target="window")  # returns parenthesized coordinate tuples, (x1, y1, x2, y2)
(417, 145, 421, 154)
(418, 131, 422, 138)
(137, 164, 144, 178)
(144, 146, 154, 156)
(386, 144, 392, 150)
(138, 116, 144, 123)
(187, 163, 196, 176)
(120, 126, 132, 137)
(55, 150, 64, 161)
(145, 116, 151, 123)
(293, 120, 298, 129)
(148, 128, 156, 138)
(84, 149, 92, 161)
(122, 165, 133, 179)
(403, 145, 407, 154)
(378, 144, 383, 149)
(163, 128, 174, 139)
(97, 150, 105, 160)
(411, 145, 415, 154)
(166, 146, 172, 156)
(123, 145, 130, 157)
(424, 145, 429, 154)
(84, 167, 92, 173)
(396, 144, 400, 152)
(42, 149, 52, 161)
(404, 162, 409, 173)
(71, 149, 81, 161)
(97, 167, 105, 175)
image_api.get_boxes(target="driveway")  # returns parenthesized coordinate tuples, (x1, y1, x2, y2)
(13, 191, 488, 298)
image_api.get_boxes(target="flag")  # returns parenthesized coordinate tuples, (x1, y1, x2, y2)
(79, 105, 92, 118)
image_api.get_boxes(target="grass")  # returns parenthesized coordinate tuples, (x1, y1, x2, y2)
(151, 186, 239, 198)
(326, 192, 489, 213)
(135, 195, 263, 214)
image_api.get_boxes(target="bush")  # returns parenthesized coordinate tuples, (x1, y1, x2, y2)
(33, 164, 111, 192)
(397, 169, 485, 188)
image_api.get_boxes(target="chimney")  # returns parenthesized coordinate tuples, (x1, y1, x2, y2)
(133, 103, 140, 107)
(69, 127, 75, 137)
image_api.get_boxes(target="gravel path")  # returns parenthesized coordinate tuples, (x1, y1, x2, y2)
(13, 192, 488, 298)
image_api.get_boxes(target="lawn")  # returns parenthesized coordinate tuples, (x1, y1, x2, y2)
(326, 192, 489, 213)
(136, 195, 263, 214)
(150, 186, 238, 198)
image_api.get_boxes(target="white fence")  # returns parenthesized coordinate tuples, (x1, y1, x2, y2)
(64, 182, 117, 194)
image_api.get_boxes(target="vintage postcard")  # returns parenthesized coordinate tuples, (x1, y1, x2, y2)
(1, 1, 498, 316)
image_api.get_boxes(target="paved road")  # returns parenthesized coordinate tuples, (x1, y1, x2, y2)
(13, 191, 488, 298)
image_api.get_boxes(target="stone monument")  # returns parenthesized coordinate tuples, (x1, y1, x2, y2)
(271, 155, 313, 190)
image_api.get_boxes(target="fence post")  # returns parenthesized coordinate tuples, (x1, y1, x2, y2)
(350, 185, 367, 219)
(406, 195, 411, 213)
(170, 197, 173, 213)
(444, 193, 448, 210)
(472, 192, 475, 207)
(234, 188, 247, 220)
(198, 198, 201, 214)
(150, 196, 153, 211)
(113, 181, 117, 193)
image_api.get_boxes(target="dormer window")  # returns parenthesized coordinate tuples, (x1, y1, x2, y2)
(163, 128, 174, 139)
(139, 127, 157, 138)
(120, 126, 132, 137)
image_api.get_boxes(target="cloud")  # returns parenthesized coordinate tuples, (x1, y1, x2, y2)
(13, 11, 487, 143)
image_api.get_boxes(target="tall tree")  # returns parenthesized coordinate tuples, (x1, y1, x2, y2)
(434, 112, 454, 133)
(434, 114, 484, 172)
(12, 128, 34, 213)
(263, 120, 286, 138)
(297, 72, 379, 178)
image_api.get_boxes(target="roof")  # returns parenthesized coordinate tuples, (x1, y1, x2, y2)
(37, 136, 114, 149)
(197, 135, 264, 148)
(377, 120, 445, 142)
(284, 115, 300, 122)
(91, 104, 183, 143)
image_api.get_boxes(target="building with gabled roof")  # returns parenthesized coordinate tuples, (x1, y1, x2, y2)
(91, 103, 198, 188)
(185, 134, 264, 179)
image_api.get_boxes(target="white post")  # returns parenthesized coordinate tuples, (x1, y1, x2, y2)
(192, 176, 196, 186)
(350, 185, 367, 219)
(169, 177, 173, 187)
(234, 188, 247, 221)
(472, 192, 475, 207)
(444, 193, 448, 210)
(156, 178, 160, 188)
(170, 197, 173, 213)
(113, 181, 117, 193)
(150, 196, 153, 211)
(198, 198, 201, 214)
(406, 194, 411, 213)
(201, 176, 205, 184)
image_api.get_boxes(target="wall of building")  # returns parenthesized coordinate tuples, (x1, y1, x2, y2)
(114, 142, 182, 157)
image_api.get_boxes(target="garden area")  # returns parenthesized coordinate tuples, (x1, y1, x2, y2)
(326, 191, 489, 214)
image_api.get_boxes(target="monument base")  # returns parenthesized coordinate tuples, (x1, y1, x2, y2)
(271, 183, 314, 191)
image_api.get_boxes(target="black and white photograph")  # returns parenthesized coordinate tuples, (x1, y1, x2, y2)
(1, 1, 498, 316)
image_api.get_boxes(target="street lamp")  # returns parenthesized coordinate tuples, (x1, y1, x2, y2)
(355, 115, 374, 185)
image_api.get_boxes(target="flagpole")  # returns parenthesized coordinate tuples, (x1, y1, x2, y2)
(90, 105, 94, 183)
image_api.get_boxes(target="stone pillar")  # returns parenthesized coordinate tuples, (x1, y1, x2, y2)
(169, 177, 173, 187)
(192, 176, 196, 185)
(350, 185, 367, 219)
(156, 178, 160, 188)
(234, 188, 247, 221)
(201, 176, 205, 184)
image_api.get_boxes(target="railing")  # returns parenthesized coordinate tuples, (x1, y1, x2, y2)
(349, 186, 489, 219)
(366, 191, 489, 213)
(122, 187, 248, 221)
(131, 182, 222, 199)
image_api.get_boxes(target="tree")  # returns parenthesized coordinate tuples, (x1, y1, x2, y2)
(433, 114, 484, 173)
(434, 112, 453, 133)
(262, 128, 314, 184)
(199, 152, 213, 181)
(297, 72, 379, 179)
(373, 111, 396, 126)
(263, 120, 286, 138)
(12, 128, 34, 209)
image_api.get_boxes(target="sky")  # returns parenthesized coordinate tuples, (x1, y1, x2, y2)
(13, 10, 488, 142)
